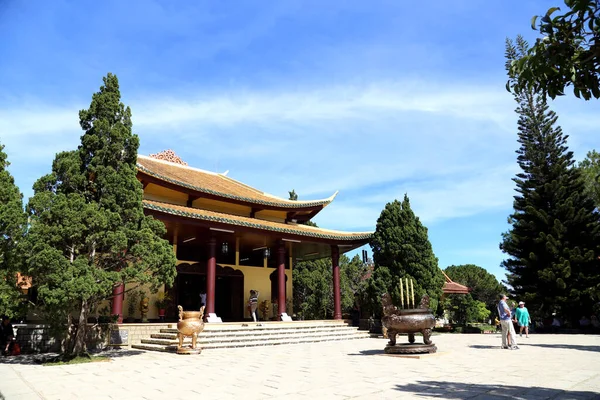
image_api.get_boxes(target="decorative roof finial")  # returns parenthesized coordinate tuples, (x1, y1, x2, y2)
(148, 149, 188, 166)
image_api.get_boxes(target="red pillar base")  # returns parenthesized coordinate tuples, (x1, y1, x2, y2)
(332, 245, 342, 320)
(277, 243, 286, 320)
(205, 237, 217, 321)
(111, 283, 124, 324)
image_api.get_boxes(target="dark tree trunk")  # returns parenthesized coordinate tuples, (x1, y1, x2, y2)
(71, 299, 89, 356)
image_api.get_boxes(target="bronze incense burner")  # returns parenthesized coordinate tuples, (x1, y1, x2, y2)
(381, 293, 437, 354)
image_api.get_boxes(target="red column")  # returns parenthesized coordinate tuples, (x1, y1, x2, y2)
(277, 243, 286, 318)
(111, 283, 124, 324)
(206, 237, 217, 318)
(332, 245, 342, 320)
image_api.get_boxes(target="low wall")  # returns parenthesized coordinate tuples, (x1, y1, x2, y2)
(14, 324, 61, 353)
(13, 323, 170, 353)
(115, 323, 171, 346)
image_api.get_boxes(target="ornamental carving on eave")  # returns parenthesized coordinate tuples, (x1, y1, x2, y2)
(149, 149, 188, 165)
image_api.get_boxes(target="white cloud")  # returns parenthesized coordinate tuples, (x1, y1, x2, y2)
(0, 80, 595, 226)
(129, 82, 516, 130)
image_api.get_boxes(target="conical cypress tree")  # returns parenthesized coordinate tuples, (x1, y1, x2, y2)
(501, 37, 600, 320)
(0, 143, 27, 318)
(26, 74, 177, 356)
(369, 194, 444, 314)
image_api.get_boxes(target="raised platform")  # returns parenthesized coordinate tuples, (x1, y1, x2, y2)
(132, 320, 369, 353)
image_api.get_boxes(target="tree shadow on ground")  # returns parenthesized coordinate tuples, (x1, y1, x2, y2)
(520, 343, 600, 353)
(470, 343, 600, 353)
(469, 345, 502, 350)
(347, 349, 385, 356)
(394, 380, 600, 399)
(0, 348, 145, 365)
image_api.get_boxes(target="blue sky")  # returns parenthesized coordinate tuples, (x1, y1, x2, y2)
(1, 1, 598, 283)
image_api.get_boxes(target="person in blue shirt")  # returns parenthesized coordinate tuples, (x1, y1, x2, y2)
(497, 294, 519, 350)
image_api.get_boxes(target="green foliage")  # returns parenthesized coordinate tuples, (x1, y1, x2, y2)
(366, 195, 444, 317)
(579, 150, 600, 208)
(293, 254, 366, 320)
(472, 300, 491, 322)
(501, 39, 600, 321)
(25, 73, 177, 355)
(443, 294, 483, 325)
(0, 143, 28, 318)
(444, 264, 505, 315)
(126, 290, 141, 317)
(508, 1, 600, 100)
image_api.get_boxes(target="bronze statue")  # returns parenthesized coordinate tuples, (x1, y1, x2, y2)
(381, 293, 436, 354)
(176, 305, 205, 354)
(259, 300, 270, 321)
(139, 296, 149, 322)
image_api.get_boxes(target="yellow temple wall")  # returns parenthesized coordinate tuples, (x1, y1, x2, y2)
(215, 264, 293, 319)
(192, 198, 251, 217)
(143, 184, 187, 206)
(255, 209, 287, 223)
(122, 283, 166, 321)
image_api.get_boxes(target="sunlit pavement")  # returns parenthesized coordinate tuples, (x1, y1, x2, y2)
(1, 333, 599, 399)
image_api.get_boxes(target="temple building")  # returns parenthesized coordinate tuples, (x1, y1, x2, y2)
(112, 150, 372, 322)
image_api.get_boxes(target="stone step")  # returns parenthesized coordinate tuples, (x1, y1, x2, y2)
(154, 326, 362, 340)
(132, 334, 369, 353)
(159, 325, 359, 335)
(142, 329, 368, 346)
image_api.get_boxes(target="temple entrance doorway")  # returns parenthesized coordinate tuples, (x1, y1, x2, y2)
(168, 263, 244, 322)
(177, 273, 206, 311)
(215, 274, 244, 321)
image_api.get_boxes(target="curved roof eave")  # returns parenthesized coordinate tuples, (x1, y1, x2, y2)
(136, 162, 338, 210)
(143, 200, 373, 242)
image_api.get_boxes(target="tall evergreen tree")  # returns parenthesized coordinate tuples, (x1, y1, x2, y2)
(25, 74, 177, 356)
(579, 150, 600, 210)
(368, 195, 444, 315)
(501, 37, 600, 320)
(0, 143, 27, 318)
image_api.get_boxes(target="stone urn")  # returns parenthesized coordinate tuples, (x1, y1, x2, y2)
(176, 305, 205, 355)
(381, 293, 437, 354)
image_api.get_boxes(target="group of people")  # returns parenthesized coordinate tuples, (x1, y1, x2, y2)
(1, 315, 16, 356)
(497, 294, 531, 350)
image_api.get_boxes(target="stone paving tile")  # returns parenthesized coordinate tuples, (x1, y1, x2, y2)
(1, 333, 600, 399)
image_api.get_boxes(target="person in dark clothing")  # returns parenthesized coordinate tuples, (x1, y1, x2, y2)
(1, 315, 16, 356)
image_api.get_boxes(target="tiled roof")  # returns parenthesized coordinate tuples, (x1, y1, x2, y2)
(137, 155, 337, 209)
(442, 270, 470, 294)
(143, 199, 373, 242)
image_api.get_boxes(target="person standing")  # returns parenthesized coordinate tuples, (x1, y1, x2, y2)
(1, 316, 15, 356)
(248, 290, 259, 322)
(498, 294, 519, 349)
(515, 301, 531, 338)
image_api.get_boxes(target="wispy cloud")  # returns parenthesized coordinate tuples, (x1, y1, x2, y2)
(0, 81, 515, 136)
(313, 163, 518, 230)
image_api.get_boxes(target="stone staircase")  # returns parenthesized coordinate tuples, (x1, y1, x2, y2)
(132, 320, 369, 353)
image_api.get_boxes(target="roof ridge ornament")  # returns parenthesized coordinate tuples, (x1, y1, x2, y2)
(148, 149, 188, 166)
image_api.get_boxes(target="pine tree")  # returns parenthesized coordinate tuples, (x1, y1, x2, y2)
(501, 37, 600, 320)
(0, 143, 27, 318)
(368, 195, 444, 315)
(25, 74, 177, 356)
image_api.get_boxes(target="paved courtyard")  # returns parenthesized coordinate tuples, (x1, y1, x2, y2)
(1, 333, 599, 400)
